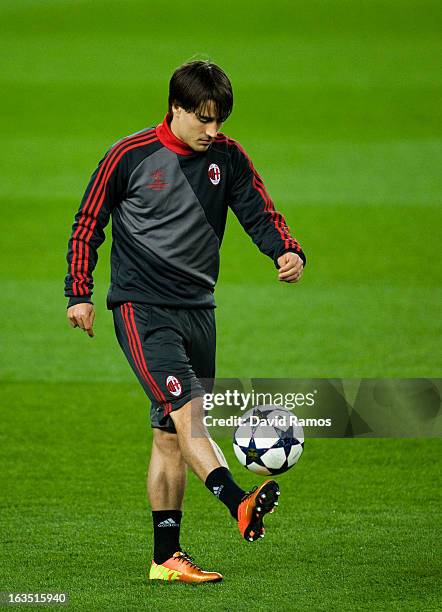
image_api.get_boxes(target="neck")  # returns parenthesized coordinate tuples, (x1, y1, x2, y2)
(155, 114, 194, 156)
(169, 115, 182, 141)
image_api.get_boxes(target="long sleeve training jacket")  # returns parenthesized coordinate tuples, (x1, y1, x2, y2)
(65, 114, 306, 309)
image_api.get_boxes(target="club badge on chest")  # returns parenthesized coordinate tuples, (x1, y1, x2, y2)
(208, 163, 221, 185)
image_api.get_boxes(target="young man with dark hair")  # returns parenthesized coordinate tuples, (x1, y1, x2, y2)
(65, 60, 306, 583)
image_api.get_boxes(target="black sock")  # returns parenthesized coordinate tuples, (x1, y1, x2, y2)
(152, 510, 182, 564)
(205, 467, 245, 519)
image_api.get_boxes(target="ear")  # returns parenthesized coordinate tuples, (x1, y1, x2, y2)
(172, 104, 181, 118)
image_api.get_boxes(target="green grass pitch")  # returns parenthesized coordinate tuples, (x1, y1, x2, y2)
(0, 0, 441, 610)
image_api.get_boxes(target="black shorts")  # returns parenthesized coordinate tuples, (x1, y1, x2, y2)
(113, 302, 215, 433)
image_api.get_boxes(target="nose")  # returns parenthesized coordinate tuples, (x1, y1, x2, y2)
(205, 122, 219, 139)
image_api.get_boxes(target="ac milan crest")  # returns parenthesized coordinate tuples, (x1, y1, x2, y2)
(166, 375, 182, 397)
(208, 163, 221, 185)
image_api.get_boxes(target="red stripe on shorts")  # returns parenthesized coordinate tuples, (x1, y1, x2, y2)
(120, 303, 173, 416)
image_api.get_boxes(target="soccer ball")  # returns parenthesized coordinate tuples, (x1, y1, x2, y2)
(233, 406, 304, 475)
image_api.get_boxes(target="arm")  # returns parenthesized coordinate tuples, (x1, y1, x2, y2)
(227, 139, 306, 283)
(65, 144, 127, 336)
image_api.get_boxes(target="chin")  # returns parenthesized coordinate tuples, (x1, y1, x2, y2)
(193, 143, 209, 152)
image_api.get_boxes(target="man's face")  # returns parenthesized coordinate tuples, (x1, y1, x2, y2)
(170, 101, 223, 152)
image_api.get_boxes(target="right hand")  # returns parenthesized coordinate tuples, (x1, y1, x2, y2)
(67, 302, 95, 338)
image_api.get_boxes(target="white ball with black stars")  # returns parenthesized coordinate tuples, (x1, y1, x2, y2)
(233, 406, 304, 475)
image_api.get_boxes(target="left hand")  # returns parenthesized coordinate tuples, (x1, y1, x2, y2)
(277, 252, 304, 283)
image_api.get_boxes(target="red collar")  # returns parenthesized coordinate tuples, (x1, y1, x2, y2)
(155, 114, 195, 156)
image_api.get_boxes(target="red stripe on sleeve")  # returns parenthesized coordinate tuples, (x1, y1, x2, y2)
(71, 131, 153, 295)
(80, 134, 159, 284)
(220, 135, 302, 254)
(70, 131, 158, 296)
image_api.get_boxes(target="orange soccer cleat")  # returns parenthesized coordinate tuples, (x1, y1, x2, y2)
(149, 551, 223, 583)
(237, 479, 280, 542)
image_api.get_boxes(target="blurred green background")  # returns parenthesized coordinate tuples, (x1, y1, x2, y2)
(0, 1, 440, 610)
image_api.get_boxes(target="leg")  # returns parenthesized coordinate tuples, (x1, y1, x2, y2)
(170, 397, 245, 519)
(170, 395, 280, 540)
(148, 429, 187, 565)
(147, 427, 223, 584)
(169, 397, 222, 482)
(148, 428, 187, 510)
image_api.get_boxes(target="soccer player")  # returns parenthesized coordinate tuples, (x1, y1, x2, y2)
(65, 60, 306, 583)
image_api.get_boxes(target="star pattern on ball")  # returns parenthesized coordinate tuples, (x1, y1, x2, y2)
(239, 436, 269, 467)
(273, 424, 299, 458)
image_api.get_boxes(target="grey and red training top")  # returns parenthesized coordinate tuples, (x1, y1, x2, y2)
(65, 114, 306, 309)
